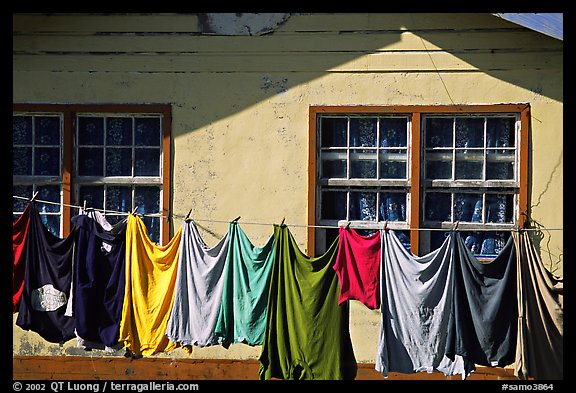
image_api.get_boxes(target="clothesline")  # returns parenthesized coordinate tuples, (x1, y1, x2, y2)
(13, 195, 563, 232)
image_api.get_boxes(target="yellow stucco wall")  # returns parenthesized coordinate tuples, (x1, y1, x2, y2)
(13, 13, 562, 362)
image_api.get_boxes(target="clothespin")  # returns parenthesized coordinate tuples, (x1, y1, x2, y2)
(83, 200, 87, 211)
(185, 209, 192, 221)
(345, 221, 351, 229)
(452, 221, 460, 231)
(280, 217, 286, 226)
(30, 191, 39, 202)
(383, 220, 388, 231)
(232, 216, 241, 223)
(131, 206, 139, 216)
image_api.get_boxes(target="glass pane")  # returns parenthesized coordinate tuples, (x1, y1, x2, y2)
(78, 185, 105, 210)
(135, 148, 161, 176)
(13, 116, 32, 144)
(380, 117, 407, 147)
(78, 147, 104, 176)
(321, 190, 346, 220)
(425, 192, 451, 221)
(35, 116, 60, 145)
(321, 150, 347, 178)
(13, 185, 33, 212)
(486, 194, 513, 223)
(350, 118, 377, 147)
(486, 150, 515, 180)
(380, 149, 407, 179)
(453, 193, 483, 222)
(455, 152, 483, 179)
(487, 117, 515, 148)
(106, 186, 132, 213)
(78, 117, 104, 145)
(350, 149, 376, 178)
(321, 117, 347, 147)
(455, 117, 484, 148)
(106, 117, 133, 146)
(34, 147, 60, 176)
(106, 148, 132, 176)
(135, 117, 161, 147)
(396, 230, 411, 251)
(430, 231, 450, 251)
(134, 186, 160, 214)
(105, 214, 125, 226)
(379, 192, 406, 221)
(462, 231, 510, 256)
(425, 152, 452, 179)
(36, 185, 61, 213)
(142, 216, 161, 244)
(349, 191, 376, 221)
(13, 147, 32, 175)
(40, 214, 61, 238)
(425, 117, 453, 147)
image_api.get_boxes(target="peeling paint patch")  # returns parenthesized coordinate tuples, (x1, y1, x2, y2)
(198, 13, 291, 36)
(261, 75, 288, 94)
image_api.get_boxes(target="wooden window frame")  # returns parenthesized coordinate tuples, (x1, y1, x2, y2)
(308, 104, 529, 256)
(13, 103, 172, 244)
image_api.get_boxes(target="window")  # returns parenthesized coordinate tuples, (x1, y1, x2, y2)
(308, 105, 529, 257)
(13, 104, 171, 244)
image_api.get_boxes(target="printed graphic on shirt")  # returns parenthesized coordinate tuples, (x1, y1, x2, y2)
(31, 284, 67, 312)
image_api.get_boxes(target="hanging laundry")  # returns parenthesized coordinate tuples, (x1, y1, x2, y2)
(214, 222, 275, 347)
(445, 233, 517, 367)
(333, 226, 380, 310)
(13, 203, 31, 313)
(15, 202, 76, 344)
(513, 231, 563, 380)
(71, 213, 127, 350)
(377, 230, 473, 378)
(166, 219, 230, 348)
(119, 214, 182, 356)
(259, 225, 357, 380)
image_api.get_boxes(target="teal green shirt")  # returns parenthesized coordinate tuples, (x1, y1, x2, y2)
(259, 225, 357, 380)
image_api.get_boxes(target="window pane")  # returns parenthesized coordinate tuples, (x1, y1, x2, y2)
(350, 149, 376, 178)
(486, 194, 513, 223)
(379, 192, 406, 221)
(35, 116, 60, 145)
(395, 230, 411, 251)
(487, 117, 515, 148)
(135, 117, 161, 147)
(321, 150, 347, 178)
(78, 117, 104, 145)
(13, 147, 32, 175)
(105, 215, 126, 226)
(13, 116, 32, 144)
(455, 152, 483, 179)
(486, 150, 515, 180)
(36, 185, 61, 213)
(425, 192, 451, 221)
(78, 185, 104, 210)
(106, 147, 132, 176)
(426, 117, 453, 147)
(106, 117, 133, 146)
(106, 186, 132, 213)
(321, 117, 347, 147)
(455, 117, 484, 148)
(350, 118, 377, 147)
(380, 149, 407, 179)
(462, 231, 510, 256)
(349, 191, 376, 221)
(142, 216, 161, 244)
(78, 147, 104, 176)
(453, 193, 483, 222)
(34, 147, 60, 176)
(425, 152, 452, 179)
(135, 148, 161, 176)
(134, 186, 160, 214)
(40, 214, 61, 238)
(380, 118, 407, 147)
(321, 190, 346, 220)
(13, 185, 33, 212)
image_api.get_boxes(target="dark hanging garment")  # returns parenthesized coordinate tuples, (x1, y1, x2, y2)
(513, 231, 563, 380)
(259, 225, 357, 380)
(13, 203, 31, 313)
(446, 233, 517, 367)
(72, 213, 127, 349)
(15, 203, 76, 344)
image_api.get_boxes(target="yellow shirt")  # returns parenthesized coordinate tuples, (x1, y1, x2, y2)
(119, 214, 182, 356)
